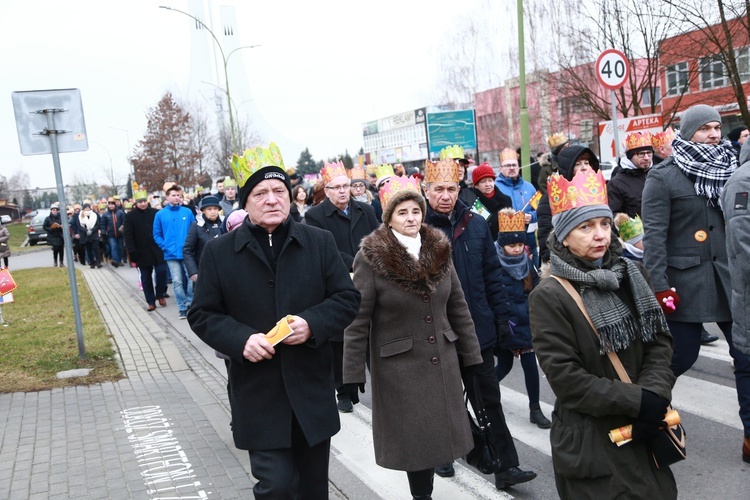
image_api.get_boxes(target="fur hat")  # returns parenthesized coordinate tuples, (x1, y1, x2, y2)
(382, 190, 427, 227)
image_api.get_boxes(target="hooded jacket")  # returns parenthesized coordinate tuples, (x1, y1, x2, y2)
(153, 203, 195, 260)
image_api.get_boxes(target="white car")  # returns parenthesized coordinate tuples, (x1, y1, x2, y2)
(0, 215, 11, 224)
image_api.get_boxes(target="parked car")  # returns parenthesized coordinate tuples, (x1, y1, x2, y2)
(27, 209, 50, 246)
(599, 161, 616, 182)
(0, 215, 11, 224)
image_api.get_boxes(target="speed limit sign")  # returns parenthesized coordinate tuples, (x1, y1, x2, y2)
(596, 49, 630, 90)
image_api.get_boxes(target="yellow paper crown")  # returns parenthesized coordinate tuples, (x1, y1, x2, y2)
(321, 161, 347, 185)
(425, 158, 460, 183)
(547, 132, 568, 149)
(624, 131, 653, 151)
(615, 214, 644, 242)
(547, 170, 608, 216)
(348, 166, 367, 181)
(439, 145, 465, 160)
(651, 128, 676, 149)
(374, 164, 395, 182)
(133, 189, 148, 201)
(223, 176, 237, 188)
(500, 147, 519, 164)
(379, 175, 421, 209)
(366, 164, 377, 176)
(498, 209, 526, 233)
(230, 142, 286, 188)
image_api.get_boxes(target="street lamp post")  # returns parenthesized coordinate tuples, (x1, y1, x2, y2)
(110, 126, 134, 197)
(159, 5, 260, 154)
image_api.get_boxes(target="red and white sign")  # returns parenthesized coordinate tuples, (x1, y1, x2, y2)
(598, 114, 663, 164)
(596, 49, 630, 91)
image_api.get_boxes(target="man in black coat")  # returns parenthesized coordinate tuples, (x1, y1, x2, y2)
(188, 156, 360, 500)
(608, 131, 653, 218)
(304, 162, 378, 413)
(123, 192, 168, 312)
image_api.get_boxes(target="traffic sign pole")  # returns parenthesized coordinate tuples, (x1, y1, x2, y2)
(611, 91, 621, 160)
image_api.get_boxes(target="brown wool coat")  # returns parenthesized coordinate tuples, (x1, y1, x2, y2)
(343, 224, 482, 472)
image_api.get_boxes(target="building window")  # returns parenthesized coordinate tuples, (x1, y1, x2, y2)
(700, 55, 726, 90)
(579, 119, 593, 142)
(642, 86, 662, 107)
(666, 62, 689, 96)
(737, 46, 750, 83)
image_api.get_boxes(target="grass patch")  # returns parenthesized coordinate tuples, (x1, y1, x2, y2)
(0, 267, 123, 393)
(6, 221, 42, 254)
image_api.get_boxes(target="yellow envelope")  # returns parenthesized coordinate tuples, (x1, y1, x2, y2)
(265, 315, 294, 346)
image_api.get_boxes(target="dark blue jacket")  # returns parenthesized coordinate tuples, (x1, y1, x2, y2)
(183, 217, 225, 277)
(496, 250, 539, 350)
(100, 208, 126, 239)
(424, 199, 511, 350)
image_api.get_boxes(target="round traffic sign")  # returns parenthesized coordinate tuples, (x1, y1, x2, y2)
(595, 49, 630, 90)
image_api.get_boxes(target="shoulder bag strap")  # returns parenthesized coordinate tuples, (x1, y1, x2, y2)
(550, 275, 632, 384)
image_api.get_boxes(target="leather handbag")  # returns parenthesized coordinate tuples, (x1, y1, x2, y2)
(0, 268, 17, 296)
(464, 376, 501, 474)
(551, 275, 686, 469)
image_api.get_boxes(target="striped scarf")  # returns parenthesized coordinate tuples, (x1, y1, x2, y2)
(671, 135, 737, 207)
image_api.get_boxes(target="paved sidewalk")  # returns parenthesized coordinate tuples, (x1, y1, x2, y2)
(0, 263, 353, 499)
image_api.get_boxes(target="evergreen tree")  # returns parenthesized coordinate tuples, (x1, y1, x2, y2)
(341, 150, 354, 170)
(296, 148, 318, 176)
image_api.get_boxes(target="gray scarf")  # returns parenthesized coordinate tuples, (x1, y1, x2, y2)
(549, 250, 668, 354)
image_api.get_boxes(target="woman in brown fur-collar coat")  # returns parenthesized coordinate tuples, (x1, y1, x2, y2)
(343, 182, 482, 500)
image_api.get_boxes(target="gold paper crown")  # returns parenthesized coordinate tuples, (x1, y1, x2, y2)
(624, 131, 653, 151)
(651, 128, 676, 149)
(133, 189, 148, 201)
(379, 175, 421, 209)
(223, 176, 237, 188)
(547, 170, 608, 216)
(321, 161, 347, 185)
(348, 166, 367, 181)
(98, 202, 107, 211)
(366, 164, 377, 176)
(439, 145, 465, 160)
(425, 158, 460, 183)
(230, 142, 286, 188)
(374, 164, 395, 182)
(500, 148, 519, 164)
(124, 202, 133, 209)
(615, 214, 644, 242)
(498, 209, 526, 234)
(547, 132, 568, 149)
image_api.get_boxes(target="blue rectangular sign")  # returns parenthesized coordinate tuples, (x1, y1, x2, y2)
(426, 110, 476, 156)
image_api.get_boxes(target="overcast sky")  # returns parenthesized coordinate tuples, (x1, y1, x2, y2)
(1, 0, 513, 191)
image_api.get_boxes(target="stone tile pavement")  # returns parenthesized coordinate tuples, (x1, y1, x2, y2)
(0, 263, 354, 499)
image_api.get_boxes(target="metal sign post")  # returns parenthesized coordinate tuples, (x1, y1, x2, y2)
(595, 49, 631, 161)
(12, 89, 88, 359)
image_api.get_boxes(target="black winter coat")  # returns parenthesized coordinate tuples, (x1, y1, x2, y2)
(43, 212, 65, 247)
(75, 212, 100, 244)
(100, 208, 126, 239)
(424, 199, 511, 351)
(123, 206, 165, 268)
(607, 166, 648, 218)
(304, 198, 379, 271)
(183, 217, 224, 277)
(188, 218, 361, 451)
(496, 251, 539, 351)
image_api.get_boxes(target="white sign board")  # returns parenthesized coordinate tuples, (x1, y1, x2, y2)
(11, 89, 88, 156)
(598, 114, 663, 164)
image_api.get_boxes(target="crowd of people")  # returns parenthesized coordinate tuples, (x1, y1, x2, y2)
(39, 104, 749, 499)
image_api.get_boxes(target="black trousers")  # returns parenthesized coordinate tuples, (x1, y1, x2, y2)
(406, 468, 434, 497)
(248, 416, 330, 500)
(138, 263, 168, 307)
(461, 347, 520, 472)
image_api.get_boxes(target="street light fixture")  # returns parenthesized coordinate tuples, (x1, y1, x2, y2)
(159, 5, 260, 154)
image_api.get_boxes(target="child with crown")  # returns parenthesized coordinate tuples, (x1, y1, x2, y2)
(529, 168, 677, 499)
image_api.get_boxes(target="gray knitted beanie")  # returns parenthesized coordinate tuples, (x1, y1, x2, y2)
(679, 104, 721, 141)
(552, 204, 614, 243)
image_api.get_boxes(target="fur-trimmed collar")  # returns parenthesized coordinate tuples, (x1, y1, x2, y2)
(359, 224, 452, 295)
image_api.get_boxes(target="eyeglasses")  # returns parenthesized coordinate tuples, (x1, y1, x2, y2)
(325, 184, 351, 191)
(351, 182, 366, 190)
(501, 163, 519, 169)
(635, 151, 653, 158)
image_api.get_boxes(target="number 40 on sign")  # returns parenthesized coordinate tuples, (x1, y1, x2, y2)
(596, 49, 630, 91)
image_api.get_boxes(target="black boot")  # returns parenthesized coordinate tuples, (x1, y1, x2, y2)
(530, 404, 551, 429)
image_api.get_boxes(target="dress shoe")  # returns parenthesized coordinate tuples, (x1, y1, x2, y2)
(700, 327, 719, 345)
(112, 261, 121, 268)
(147, 304, 156, 312)
(337, 398, 353, 413)
(434, 463, 454, 478)
(743, 437, 750, 464)
(495, 467, 537, 489)
(158, 297, 167, 307)
(530, 404, 551, 429)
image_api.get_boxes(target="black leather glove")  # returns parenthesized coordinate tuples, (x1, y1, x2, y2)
(631, 419, 662, 442)
(496, 322, 512, 347)
(343, 383, 365, 405)
(638, 389, 669, 423)
(462, 363, 484, 380)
